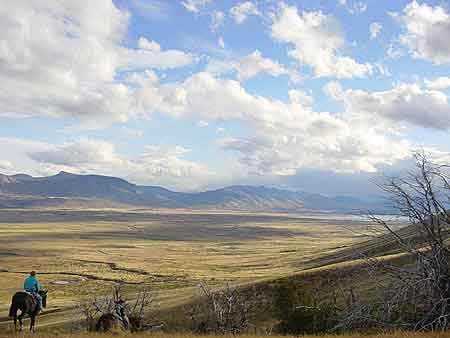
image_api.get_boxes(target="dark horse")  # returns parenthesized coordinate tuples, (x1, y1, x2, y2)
(9, 290, 47, 332)
(96, 314, 141, 333)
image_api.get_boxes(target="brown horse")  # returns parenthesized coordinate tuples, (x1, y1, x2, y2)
(96, 313, 141, 332)
(9, 290, 47, 332)
(96, 313, 121, 332)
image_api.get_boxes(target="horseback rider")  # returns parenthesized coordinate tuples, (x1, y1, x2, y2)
(115, 299, 130, 330)
(24, 271, 42, 311)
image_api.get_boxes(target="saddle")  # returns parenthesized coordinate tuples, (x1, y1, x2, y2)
(24, 291, 39, 304)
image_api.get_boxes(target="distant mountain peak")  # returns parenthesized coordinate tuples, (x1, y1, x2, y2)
(0, 171, 389, 213)
(56, 171, 76, 177)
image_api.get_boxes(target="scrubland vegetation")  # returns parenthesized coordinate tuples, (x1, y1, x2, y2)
(2, 154, 450, 338)
(5, 332, 450, 338)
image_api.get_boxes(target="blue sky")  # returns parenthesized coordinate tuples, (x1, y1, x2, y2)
(1, 0, 450, 195)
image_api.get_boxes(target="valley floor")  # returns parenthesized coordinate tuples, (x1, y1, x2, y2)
(0, 209, 404, 333)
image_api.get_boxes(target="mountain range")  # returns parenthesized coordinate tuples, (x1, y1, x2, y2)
(0, 171, 388, 213)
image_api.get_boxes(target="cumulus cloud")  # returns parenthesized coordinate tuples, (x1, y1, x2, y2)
(29, 139, 123, 168)
(0, 1, 195, 127)
(370, 22, 382, 39)
(2, 67, 437, 184)
(139, 71, 412, 175)
(181, 0, 212, 13)
(323, 81, 344, 100)
(230, 1, 261, 24)
(425, 77, 450, 90)
(124, 38, 195, 70)
(220, 128, 410, 175)
(394, 1, 450, 64)
(205, 51, 288, 81)
(235, 50, 288, 80)
(271, 4, 373, 78)
(329, 83, 450, 130)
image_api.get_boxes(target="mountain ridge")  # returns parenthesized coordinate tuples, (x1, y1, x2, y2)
(0, 171, 388, 212)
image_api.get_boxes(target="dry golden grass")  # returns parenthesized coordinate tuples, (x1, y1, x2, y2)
(1, 332, 450, 338)
(0, 209, 377, 330)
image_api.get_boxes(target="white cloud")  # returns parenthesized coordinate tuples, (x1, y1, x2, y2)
(0, 137, 54, 176)
(122, 38, 195, 70)
(338, 0, 367, 14)
(3, 67, 437, 183)
(138, 38, 161, 51)
(29, 139, 123, 168)
(395, 1, 450, 64)
(210, 11, 225, 32)
(235, 50, 288, 80)
(349, 2, 367, 14)
(425, 77, 450, 90)
(198, 120, 209, 127)
(141, 71, 411, 175)
(370, 22, 382, 39)
(181, 0, 212, 13)
(218, 36, 225, 48)
(230, 1, 261, 24)
(323, 81, 344, 100)
(288, 89, 314, 107)
(205, 59, 237, 76)
(0, 160, 13, 171)
(375, 63, 391, 77)
(271, 4, 373, 78)
(205, 51, 289, 81)
(129, 145, 219, 190)
(0, 1, 196, 127)
(329, 83, 450, 130)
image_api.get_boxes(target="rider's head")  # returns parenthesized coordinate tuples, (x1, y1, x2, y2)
(30, 271, 36, 277)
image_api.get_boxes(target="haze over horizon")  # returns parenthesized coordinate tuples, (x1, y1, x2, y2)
(1, 0, 450, 196)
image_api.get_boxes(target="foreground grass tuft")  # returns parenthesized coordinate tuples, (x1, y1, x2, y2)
(2, 332, 450, 338)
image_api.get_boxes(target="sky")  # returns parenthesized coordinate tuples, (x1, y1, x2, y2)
(1, 0, 450, 196)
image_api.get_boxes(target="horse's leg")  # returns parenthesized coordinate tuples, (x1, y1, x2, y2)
(30, 315, 35, 332)
(18, 312, 24, 331)
(13, 315, 17, 331)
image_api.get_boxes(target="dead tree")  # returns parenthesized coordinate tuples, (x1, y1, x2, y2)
(78, 283, 159, 332)
(187, 282, 265, 334)
(338, 152, 450, 331)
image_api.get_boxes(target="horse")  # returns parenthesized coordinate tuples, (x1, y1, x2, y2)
(96, 300, 131, 333)
(95, 313, 121, 332)
(9, 290, 47, 332)
(96, 314, 143, 333)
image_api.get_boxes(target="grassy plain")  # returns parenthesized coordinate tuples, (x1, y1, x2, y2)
(0, 209, 375, 330)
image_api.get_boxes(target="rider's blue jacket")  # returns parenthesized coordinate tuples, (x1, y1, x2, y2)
(24, 276, 40, 293)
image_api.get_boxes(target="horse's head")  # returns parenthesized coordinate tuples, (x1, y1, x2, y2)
(38, 290, 47, 308)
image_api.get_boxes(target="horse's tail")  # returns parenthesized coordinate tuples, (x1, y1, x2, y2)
(9, 303, 17, 318)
